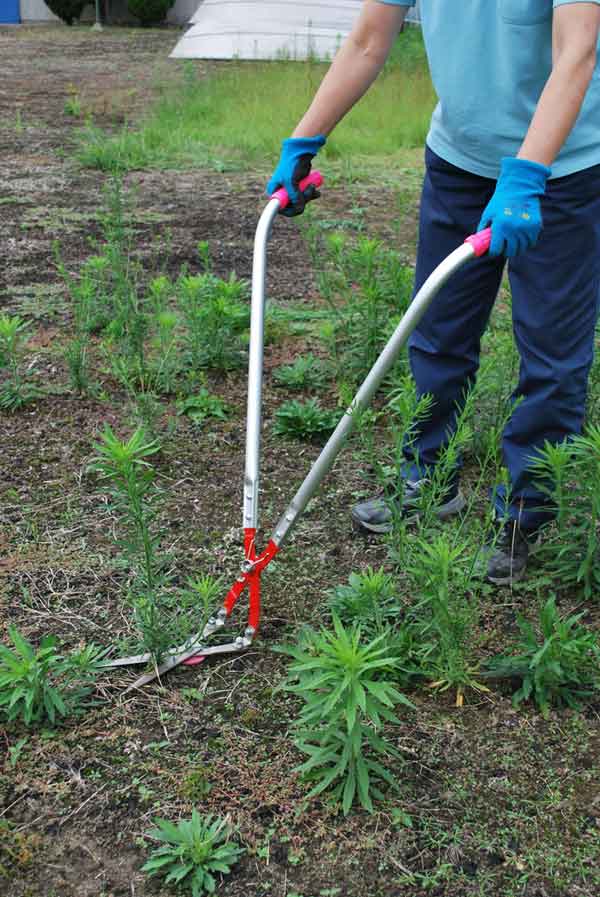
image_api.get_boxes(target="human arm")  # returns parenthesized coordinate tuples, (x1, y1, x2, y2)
(267, 1, 410, 211)
(292, 0, 410, 137)
(480, 2, 600, 256)
(518, 2, 600, 167)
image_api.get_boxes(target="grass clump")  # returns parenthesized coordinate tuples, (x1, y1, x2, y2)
(272, 353, 330, 390)
(328, 567, 400, 635)
(0, 627, 103, 727)
(280, 616, 414, 815)
(142, 811, 244, 896)
(273, 398, 338, 441)
(177, 389, 229, 426)
(487, 596, 600, 718)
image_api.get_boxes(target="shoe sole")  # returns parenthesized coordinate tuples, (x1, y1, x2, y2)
(351, 490, 467, 535)
(485, 568, 527, 586)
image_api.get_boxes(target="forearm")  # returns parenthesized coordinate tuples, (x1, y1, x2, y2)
(518, 4, 599, 167)
(292, 1, 408, 137)
(518, 52, 596, 166)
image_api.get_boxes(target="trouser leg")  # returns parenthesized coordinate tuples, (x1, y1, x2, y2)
(404, 147, 504, 482)
(497, 164, 600, 530)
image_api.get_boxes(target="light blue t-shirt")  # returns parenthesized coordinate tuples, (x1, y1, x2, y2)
(379, 1, 600, 178)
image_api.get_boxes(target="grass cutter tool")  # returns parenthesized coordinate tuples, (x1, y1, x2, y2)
(103, 172, 492, 691)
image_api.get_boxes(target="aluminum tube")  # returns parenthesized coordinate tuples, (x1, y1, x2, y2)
(271, 241, 476, 546)
(243, 198, 280, 530)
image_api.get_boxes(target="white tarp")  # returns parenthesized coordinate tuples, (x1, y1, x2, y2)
(170, 0, 363, 61)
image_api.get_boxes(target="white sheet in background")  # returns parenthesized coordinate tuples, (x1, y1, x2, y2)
(170, 0, 363, 61)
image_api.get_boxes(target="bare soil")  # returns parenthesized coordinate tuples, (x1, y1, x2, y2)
(1, 25, 599, 897)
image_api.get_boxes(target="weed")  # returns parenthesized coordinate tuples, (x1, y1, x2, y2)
(486, 596, 600, 717)
(181, 574, 224, 608)
(177, 389, 229, 426)
(142, 811, 244, 896)
(177, 272, 249, 372)
(63, 86, 82, 117)
(273, 398, 338, 441)
(273, 354, 330, 390)
(280, 616, 414, 814)
(0, 821, 42, 879)
(0, 314, 41, 411)
(91, 427, 173, 656)
(353, 373, 434, 539)
(91, 427, 210, 657)
(0, 627, 103, 727)
(8, 737, 28, 769)
(317, 234, 413, 389)
(404, 532, 489, 706)
(149, 309, 180, 395)
(530, 430, 600, 598)
(180, 766, 213, 800)
(327, 567, 400, 635)
(91, 426, 162, 591)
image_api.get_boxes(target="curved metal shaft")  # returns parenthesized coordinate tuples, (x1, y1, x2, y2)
(243, 198, 280, 530)
(271, 241, 477, 547)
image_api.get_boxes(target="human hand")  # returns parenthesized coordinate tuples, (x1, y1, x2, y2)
(478, 157, 551, 258)
(266, 135, 326, 217)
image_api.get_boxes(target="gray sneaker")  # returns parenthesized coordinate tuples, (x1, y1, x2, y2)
(351, 479, 466, 535)
(484, 521, 536, 585)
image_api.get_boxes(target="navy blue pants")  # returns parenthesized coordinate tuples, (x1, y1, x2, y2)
(404, 147, 600, 530)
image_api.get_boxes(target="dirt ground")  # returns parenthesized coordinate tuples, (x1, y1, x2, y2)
(1, 25, 600, 897)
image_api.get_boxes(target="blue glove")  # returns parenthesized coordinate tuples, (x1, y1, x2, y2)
(266, 135, 326, 217)
(478, 157, 551, 258)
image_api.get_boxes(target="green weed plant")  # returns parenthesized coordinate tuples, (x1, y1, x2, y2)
(177, 272, 249, 372)
(318, 234, 414, 389)
(530, 430, 600, 598)
(142, 811, 244, 897)
(272, 353, 330, 390)
(176, 389, 229, 427)
(0, 315, 41, 411)
(328, 567, 400, 636)
(487, 596, 600, 718)
(92, 426, 162, 591)
(0, 627, 103, 727)
(405, 534, 486, 706)
(280, 616, 414, 814)
(273, 398, 338, 441)
(91, 427, 212, 659)
(91, 427, 173, 657)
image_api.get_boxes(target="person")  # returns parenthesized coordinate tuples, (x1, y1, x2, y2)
(266, 1, 600, 584)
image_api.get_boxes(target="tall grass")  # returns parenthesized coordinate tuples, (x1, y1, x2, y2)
(77, 31, 435, 172)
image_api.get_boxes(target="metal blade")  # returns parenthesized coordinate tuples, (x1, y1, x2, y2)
(123, 640, 245, 693)
(100, 608, 232, 670)
(100, 628, 213, 669)
(99, 650, 154, 668)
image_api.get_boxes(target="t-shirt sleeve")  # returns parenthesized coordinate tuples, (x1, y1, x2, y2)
(374, 1, 416, 6)
(553, 0, 600, 6)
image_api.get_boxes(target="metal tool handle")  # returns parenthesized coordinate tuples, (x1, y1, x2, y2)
(243, 171, 325, 531)
(270, 228, 492, 547)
